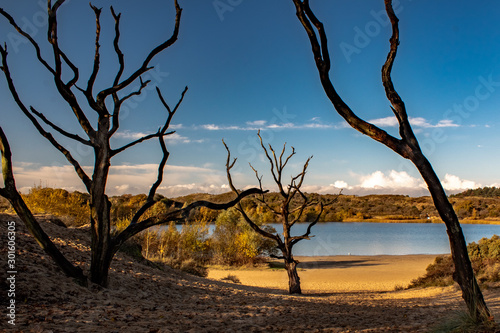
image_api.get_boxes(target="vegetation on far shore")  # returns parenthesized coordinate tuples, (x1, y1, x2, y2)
(3, 186, 500, 227)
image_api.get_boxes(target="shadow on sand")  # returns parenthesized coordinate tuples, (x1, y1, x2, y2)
(268, 259, 383, 270)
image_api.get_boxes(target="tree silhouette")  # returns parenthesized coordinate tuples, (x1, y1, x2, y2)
(292, 0, 492, 322)
(224, 132, 337, 294)
(0, 1, 262, 287)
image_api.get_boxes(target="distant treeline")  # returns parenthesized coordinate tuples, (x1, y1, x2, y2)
(450, 186, 500, 198)
(2, 186, 500, 227)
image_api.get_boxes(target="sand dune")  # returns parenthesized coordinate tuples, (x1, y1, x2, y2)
(2, 214, 500, 332)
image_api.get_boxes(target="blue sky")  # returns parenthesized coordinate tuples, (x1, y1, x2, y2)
(1, 0, 500, 197)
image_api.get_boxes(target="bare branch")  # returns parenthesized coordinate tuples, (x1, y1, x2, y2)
(0, 9, 56, 76)
(48, 0, 80, 88)
(381, 0, 420, 151)
(222, 139, 240, 195)
(109, 77, 151, 137)
(30, 106, 92, 146)
(223, 139, 283, 245)
(111, 86, 187, 156)
(0, 46, 92, 191)
(289, 186, 309, 227)
(292, 0, 409, 158)
(110, 6, 125, 86)
(129, 87, 188, 224)
(257, 130, 287, 197)
(113, 187, 267, 249)
(83, 4, 103, 114)
(0, 125, 87, 285)
(111, 129, 169, 157)
(291, 202, 323, 247)
(156, 86, 188, 128)
(1, 4, 96, 137)
(270, 254, 286, 260)
(238, 205, 282, 244)
(96, 0, 182, 105)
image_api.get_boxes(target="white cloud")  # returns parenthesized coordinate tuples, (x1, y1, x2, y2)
(246, 120, 267, 126)
(300, 184, 347, 194)
(164, 132, 192, 144)
(303, 123, 333, 129)
(359, 170, 425, 189)
(435, 119, 460, 128)
(8, 161, 484, 199)
(112, 130, 193, 144)
(169, 124, 184, 130)
(201, 124, 243, 131)
(9, 163, 229, 196)
(333, 180, 349, 189)
(369, 117, 399, 127)
(267, 123, 295, 129)
(113, 130, 148, 140)
(199, 119, 333, 131)
(441, 174, 480, 191)
(368, 116, 459, 129)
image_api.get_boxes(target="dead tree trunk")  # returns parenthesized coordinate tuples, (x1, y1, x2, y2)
(284, 254, 301, 294)
(292, 0, 492, 322)
(224, 132, 335, 295)
(412, 151, 490, 320)
(0, 1, 264, 288)
(0, 127, 87, 286)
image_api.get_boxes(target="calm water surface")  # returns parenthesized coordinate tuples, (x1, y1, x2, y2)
(265, 222, 500, 256)
(174, 222, 500, 256)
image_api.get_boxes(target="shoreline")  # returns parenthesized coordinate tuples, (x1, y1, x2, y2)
(207, 254, 438, 293)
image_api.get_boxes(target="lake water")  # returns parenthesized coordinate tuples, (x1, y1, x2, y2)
(174, 222, 500, 256)
(265, 222, 500, 256)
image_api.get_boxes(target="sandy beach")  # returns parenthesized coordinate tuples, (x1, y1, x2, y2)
(208, 255, 438, 293)
(2, 215, 500, 332)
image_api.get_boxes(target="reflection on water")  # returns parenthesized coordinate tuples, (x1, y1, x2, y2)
(173, 221, 500, 256)
(266, 222, 500, 256)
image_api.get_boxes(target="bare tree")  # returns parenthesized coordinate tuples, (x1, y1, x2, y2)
(292, 0, 492, 323)
(224, 132, 336, 294)
(0, 1, 262, 287)
(0, 126, 88, 286)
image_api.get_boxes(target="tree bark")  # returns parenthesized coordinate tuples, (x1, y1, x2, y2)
(285, 257, 301, 294)
(292, 0, 492, 322)
(411, 151, 491, 322)
(0, 127, 87, 286)
(89, 122, 113, 287)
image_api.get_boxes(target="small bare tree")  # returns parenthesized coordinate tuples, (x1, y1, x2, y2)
(0, 1, 262, 287)
(224, 132, 335, 294)
(292, 0, 492, 322)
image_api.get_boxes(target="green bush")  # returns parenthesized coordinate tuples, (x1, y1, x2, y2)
(22, 186, 90, 226)
(210, 208, 278, 265)
(139, 220, 211, 276)
(410, 235, 500, 288)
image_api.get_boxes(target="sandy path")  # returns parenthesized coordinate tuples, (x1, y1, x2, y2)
(208, 255, 438, 292)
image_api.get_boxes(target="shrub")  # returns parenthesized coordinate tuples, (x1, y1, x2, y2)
(22, 186, 90, 226)
(221, 274, 241, 284)
(409, 235, 500, 288)
(210, 208, 277, 265)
